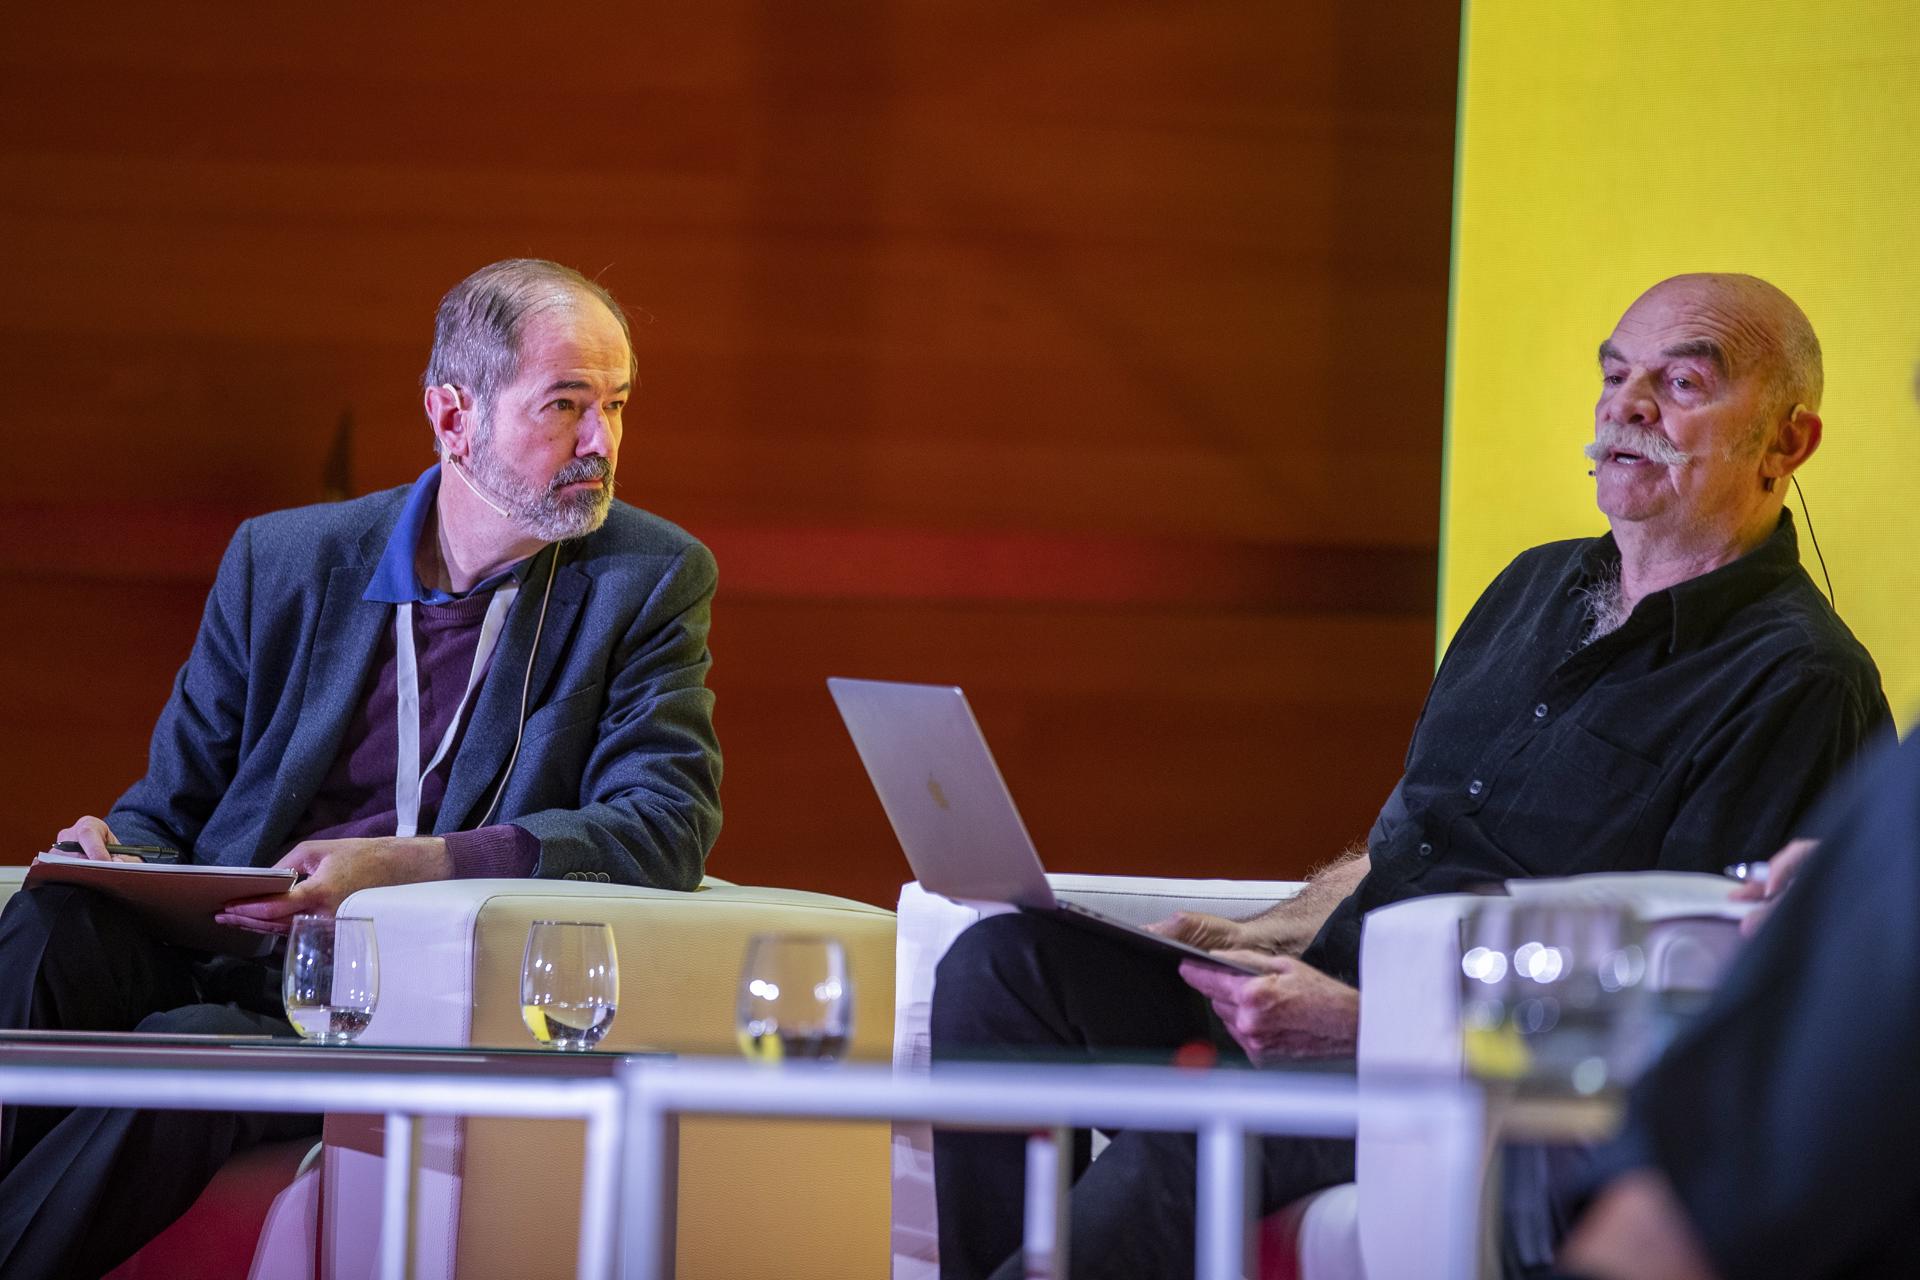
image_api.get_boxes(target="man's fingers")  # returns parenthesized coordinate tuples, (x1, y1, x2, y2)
(53, 816, 118, 860)
(1764, 838, 1818, 899)
(1212, 949, 1286, 975)
(1739, 900, 1785, 938)
(271, 842, 327, 873)
(1149, 912, 1227, 945)
(1156, 911, 1269, 952)
(1179, 959, 1253, 999)
(213, 912, 293, 936)
(1143, 914, 1182, 938)
(221, 880, 318, 921)
(217, 900, 297, 922)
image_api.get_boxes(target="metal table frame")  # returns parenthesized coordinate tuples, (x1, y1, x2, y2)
(0, 1045, 626, 1280)
(617, 1058, 1495, 1280)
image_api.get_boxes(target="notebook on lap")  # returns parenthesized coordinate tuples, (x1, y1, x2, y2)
(827, 676, 1260, 976)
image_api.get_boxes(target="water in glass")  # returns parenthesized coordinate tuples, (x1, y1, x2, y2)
(521, 921, 619, 1050)
(736, 934, 853, 1063)
(283, 914, 379, 1045)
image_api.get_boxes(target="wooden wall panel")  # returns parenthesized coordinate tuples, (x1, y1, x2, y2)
(0, 1, 1460, 908)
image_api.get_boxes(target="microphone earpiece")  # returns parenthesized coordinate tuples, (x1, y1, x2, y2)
(448, 449, 511, 518)
(437, 383, 511, 518)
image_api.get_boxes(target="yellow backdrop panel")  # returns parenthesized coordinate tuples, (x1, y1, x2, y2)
(1443, 0, 1920, 724)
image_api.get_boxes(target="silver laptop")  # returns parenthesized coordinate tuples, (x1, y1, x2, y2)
(827, 676, 1259, 975)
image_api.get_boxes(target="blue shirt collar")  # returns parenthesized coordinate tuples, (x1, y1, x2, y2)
(363, 466, 530, 605)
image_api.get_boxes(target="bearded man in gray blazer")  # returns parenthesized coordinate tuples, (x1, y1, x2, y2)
(0, 258, 721, 1279)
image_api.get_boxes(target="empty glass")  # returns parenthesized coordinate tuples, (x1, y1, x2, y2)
(521, 921, 620, 1050)
(737, 934, 853, 1063)
(283, 915, 380, 1044)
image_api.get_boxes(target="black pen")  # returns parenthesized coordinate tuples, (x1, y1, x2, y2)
(52, 841, 181, 864)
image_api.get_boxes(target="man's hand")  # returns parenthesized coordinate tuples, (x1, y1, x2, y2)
(1148, 911, 1271, 953)
(50, 816, 142, 862)
(1558, 1169, 1723, 1280)
(1732, 837, 1818, 938)
(216, 837, 453, 934)
(1177, 953, 1360, 1064)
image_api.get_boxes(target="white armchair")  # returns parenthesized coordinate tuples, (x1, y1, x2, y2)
(323, 877, 899, 1280)
(889, 874, 1328, 1279)
(892, 873, 1745, 1280)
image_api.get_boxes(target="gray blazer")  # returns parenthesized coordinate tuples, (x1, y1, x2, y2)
(107, 486, 722, 888)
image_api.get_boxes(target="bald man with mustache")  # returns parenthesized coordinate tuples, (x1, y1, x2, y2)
(930, 274, 1893, 1280)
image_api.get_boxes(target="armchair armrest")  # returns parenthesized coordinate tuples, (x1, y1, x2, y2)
(1352, 880, 1744, 1280)
(346, 877, 895, 1056)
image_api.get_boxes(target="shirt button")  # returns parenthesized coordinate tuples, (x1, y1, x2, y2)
(1468, 779, 1484, 796)
(1417, 841, 1435, 858)
(1533, 703, 1548, 719)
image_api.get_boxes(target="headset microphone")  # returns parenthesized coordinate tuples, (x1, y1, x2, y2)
(450, 452, 512, 518)
(439, 383, 513, 519)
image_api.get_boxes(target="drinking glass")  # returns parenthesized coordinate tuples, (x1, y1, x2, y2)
(1459, 899, 1649, 1092)
(283, 915, 379, 1044)
(521, 921, 620, 1050)
(736, 934, 853, 1063)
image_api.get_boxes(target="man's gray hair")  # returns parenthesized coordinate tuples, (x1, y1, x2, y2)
(1771, 303, 1824, 415)
(1704, 272, 1824, 415)
(422, 259, 634, 414)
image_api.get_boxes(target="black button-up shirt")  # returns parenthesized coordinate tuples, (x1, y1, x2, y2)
(1302, 512, 1892, 986)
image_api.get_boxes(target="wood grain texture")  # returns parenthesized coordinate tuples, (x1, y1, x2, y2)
(0, 1, 1459, 907)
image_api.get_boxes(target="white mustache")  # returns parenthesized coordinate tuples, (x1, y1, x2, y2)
(1584, 423, 1693, 468)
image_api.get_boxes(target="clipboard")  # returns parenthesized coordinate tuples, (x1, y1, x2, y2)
(25, 853, 297, 954)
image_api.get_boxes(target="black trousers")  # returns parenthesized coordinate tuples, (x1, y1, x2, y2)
(930, 912, 1356, 1280)
(0, 884, 321, 1280)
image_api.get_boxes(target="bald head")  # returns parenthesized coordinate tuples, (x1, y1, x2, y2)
(1627, 273, 1823, 416)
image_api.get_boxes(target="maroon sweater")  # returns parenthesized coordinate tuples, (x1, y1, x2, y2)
(286, 592, 539, 877)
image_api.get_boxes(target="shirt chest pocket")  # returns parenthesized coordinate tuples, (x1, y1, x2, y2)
(1484, 721, 1663, 876)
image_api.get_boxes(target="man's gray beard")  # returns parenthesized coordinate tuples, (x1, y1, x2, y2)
(1575, 560, 1630, 646)
(467, 429, 614, 542)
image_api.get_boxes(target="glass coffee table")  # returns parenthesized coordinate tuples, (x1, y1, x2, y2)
(0, 1030, 651, 1280)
